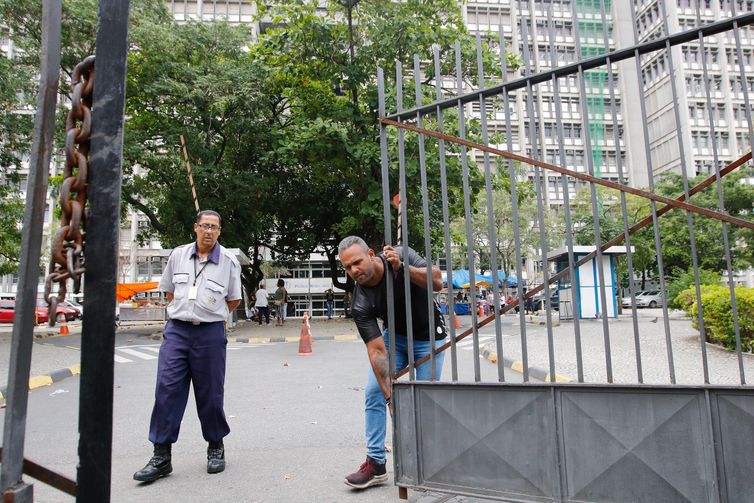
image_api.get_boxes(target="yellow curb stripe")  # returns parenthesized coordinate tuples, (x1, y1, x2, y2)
(544, 372, 572, 383)
(69, 365, 81, 375)
(248, 338, 271, 344)
(511, 361, 525, 373)
(284, 337, 299, 343)
(0, 390, 4, 401)
(334, 334, 357, 340)
(28, 376, 53, 389)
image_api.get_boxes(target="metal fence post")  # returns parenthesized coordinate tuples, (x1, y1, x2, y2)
(0, 1, 62, 500)
(76, 1, 130, 501)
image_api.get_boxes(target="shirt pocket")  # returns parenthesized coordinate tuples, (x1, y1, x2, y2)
(198, 278, 226, 314)
(172, 273, 190, 299)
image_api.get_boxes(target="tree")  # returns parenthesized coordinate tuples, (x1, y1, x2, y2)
(1, 0, 518, 298)
(568, 184, 656, 290)
(0, 53, 33, 274)
(655, 168, 754, 275)
(451, 163, 556, 283)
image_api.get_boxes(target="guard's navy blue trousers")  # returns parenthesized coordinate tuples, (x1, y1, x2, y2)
(148, 319, 230, 444)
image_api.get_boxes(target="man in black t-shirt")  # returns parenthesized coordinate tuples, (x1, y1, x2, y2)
(338, 235, 446, 489)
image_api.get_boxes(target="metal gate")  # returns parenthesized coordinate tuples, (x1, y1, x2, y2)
(1, 1, 130, 501)
(378, 3, 754, 502)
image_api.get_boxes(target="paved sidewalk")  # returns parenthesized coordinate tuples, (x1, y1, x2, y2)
(480, 309, 754, 385)
(0, 317, 360, 402)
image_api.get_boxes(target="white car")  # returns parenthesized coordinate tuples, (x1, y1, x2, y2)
(635, 291, 664, 308)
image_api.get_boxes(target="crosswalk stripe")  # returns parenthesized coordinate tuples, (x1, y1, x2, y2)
(457, 336, 493, 348)
(118, 348, 158, 360)
(114, 354, 133, 363)
(140, 346, 161, 353)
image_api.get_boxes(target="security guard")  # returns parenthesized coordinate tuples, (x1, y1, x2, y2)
(134, 210, 242, 483)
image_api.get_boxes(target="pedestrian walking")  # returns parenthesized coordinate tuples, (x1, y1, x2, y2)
(274, 278, 288, 326)
(338, 236, 446, 489)
(324, 287, 335, 319)
(255, 284, 270, 325)
(133, 210, 241, 483)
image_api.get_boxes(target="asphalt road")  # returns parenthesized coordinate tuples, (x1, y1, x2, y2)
(1, 331, 519, 503)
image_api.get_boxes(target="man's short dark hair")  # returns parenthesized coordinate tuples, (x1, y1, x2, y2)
(338, 236, 369, 255)
(196, 210, 222, 225)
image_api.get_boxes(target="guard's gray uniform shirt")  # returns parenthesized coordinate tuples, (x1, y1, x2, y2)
(159, 242, 242, 323)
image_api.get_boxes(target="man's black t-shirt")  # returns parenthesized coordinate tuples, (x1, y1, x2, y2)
(351, 247, 447, 344)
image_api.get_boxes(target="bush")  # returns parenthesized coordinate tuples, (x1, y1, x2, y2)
(678, 284, 754, 352)
(667, 268, 721, 309)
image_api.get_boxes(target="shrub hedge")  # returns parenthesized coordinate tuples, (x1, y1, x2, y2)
(676, 284, 754, 352)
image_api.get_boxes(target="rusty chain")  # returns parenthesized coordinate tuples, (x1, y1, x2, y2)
(44, 55, 94, 326)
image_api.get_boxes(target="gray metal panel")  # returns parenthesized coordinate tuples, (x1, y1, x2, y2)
(560, 390, 714, 503)
(397, 383, 558, 501)
(394, 386, 418, 486)
(714, 392, 754, 502)
(395, 384, 753, 502)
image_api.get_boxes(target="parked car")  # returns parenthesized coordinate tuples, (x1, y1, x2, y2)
(533, 289, 559, 312)
(635, 291, 664, 308)
(0, 300, 49, 324)
(59, 300, 83, 319)
(35, 300, 78, 323)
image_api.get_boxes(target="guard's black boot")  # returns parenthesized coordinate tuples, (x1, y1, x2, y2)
(207, 441, 225, 474)
(133, 443, 172, 482)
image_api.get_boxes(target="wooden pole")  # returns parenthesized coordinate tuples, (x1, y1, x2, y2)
(180, 134, 200, 212)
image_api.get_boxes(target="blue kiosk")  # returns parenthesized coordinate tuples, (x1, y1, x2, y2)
(547, 246, 630, 320)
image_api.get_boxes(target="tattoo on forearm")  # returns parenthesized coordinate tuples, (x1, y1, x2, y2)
(375, 351, 391, 395)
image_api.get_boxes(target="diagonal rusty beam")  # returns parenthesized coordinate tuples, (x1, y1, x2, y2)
(380, 118, 754, 231)
(392, 145, 752, 379)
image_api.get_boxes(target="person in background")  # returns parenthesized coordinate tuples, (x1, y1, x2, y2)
(324, 287, 335, 320)
(255, 284, 270, 325)
(274, 278, 288, 326)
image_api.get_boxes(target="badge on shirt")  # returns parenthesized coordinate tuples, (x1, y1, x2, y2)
(188, 286, 198, 300)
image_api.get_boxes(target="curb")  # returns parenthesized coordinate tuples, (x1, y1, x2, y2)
(481, 342, 571, 382)
(525, 315, 560, 327)
(0, 364, 81, 402)
(144, 333, 360, 343)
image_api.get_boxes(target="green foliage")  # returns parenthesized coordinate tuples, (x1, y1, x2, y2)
(655, 169, 754, 274)
(666, 268, 720, 309)
(678, 284, 754, 352)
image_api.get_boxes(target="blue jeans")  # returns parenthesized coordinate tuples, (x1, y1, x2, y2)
(365, 330, 445, 464)
(326, 301, 334, 319)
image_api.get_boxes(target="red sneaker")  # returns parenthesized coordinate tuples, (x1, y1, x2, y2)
(344, 456, 388, 489)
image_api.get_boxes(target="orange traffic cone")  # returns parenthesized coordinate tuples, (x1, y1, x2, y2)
(454, 314, 462, 329)
(59, 318, 70, 335)
(478, 304, 484, 318)
(297, 312, 313, 356)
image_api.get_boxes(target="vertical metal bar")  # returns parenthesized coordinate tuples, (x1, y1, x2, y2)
(377, 68, 397, 387)
(501, 29, 530, 382)
(456, 40, 481, 382)
(547, 6, 584, 383)
(434, 47, 458, 382)
(378, 67, 401, 489)
(396, 61, 415, 381)
(630, 3, 676, 384)
(572, 0, 614, 383)
(693, 1, 745, 384)
(475, 33, 505, 382)
(599, 0, 643, 383)
(1, 1, 61, 498)
(522, 22, 557, 382)
(76, 1, 130, 501)
(661, 0, 709, 383)
(413, 54, 438, 381)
